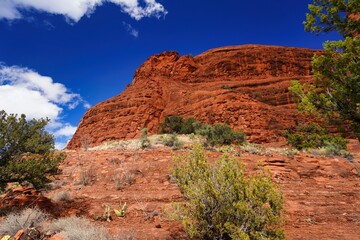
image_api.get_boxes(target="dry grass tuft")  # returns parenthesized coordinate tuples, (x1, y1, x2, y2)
(49, 216, 112, 240)
(0, 208, 48, 236)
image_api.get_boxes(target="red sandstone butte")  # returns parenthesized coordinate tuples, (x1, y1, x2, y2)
(67, 45, 319, 149)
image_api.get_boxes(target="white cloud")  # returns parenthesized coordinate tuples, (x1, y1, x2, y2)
(0, 65, 89, 109)
(0, 0, 21, 20)
(0, 85, 61, 120)
(0, 64, 90, 149)
(0, 0, 167, 22)
(123, 21, 139, 37)
(53, 124, 77, 137)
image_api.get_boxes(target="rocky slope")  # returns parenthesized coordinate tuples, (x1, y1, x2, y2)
(15, 139, 358, 239)
(67, 45, 319, 149)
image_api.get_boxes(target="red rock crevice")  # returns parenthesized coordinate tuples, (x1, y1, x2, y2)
(67, 45, 319, 149)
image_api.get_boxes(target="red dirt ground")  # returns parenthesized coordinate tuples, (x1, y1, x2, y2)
(42, 139, 360, 239)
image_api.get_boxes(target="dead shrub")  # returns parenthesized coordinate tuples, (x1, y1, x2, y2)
(49, 216, 112, 240)
(0, 208, 48, 236)
(78, 167, 94, 186)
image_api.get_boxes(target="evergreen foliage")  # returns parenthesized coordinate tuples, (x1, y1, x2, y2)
(0, 111, 54, 165)
(162, 134, 183, 150)
(159, 115, 246, 146)
(304, 0, 359, 37)
(181, 117, 197, 134)
(160, 115, 184, 134)
(160, 115, 198, 134)
(0, 110, 64, 190)
(196, 123, 246, 147)
(284, 122, 348, 152)
(290, 0, 360, 141)
(172, 144, 284, 240)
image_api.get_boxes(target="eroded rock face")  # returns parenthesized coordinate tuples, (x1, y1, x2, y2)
(67, 45, 319, 149)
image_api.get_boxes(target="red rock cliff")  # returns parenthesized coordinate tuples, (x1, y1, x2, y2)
(67, 45, 319, 149)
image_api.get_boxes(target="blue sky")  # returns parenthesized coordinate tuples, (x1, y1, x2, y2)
(0, 0, 341, 148)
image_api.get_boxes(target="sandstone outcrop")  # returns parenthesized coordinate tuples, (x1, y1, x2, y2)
(67, 45, 319, 149)
(0, 186, 57, 215)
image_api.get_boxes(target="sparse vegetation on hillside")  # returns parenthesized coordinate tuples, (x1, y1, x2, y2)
(160, 115, 197, 134)
(161, 134, 183, 150)
(140, 128, 151, 149)
(172, 144, 284, 239)
(159, 115, 246, 147)
(284, 122, 348, 156)
(196, 123, 246, 147)
(0, 110, 65, 191)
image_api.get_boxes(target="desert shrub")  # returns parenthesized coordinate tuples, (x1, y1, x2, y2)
(181, 117, 198, 134)
(240, 143, 274, 157)
(0, 152, 65, 190)
(241, 143, 266, 155)
(196, 123, 246, 147)
(159, 115, 246, 147)
(218, 145, 234, 153)
(160, 115, 185, 134)
(162, 134, 175, 147)
(162, 134, 183, 150)
(212, 123, 245, 145)
(50, 216, 113, 240)
(125, 171, 136, 185)
(140, 128, 151, 149)
(0, 110, 64, 190)
(310, 145, 351, 158)
(284, 122, 348, 154)
(172, 144, 284, 240)
(78, 167, 94, 186)
(194, 123, 214, 143)
(0, 208, 48, 236)
(281, 148, 299, 158)
(115, 178, 123, 191)
(160, 116, 201, 134)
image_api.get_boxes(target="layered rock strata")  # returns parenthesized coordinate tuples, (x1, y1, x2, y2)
(67, 45, 319, 149)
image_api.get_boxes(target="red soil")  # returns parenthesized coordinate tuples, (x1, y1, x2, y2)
(43, 139, 360, 239)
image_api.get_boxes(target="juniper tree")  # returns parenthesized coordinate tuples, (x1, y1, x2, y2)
(0, 110, 64, 190)
(290, 0, 360, 140)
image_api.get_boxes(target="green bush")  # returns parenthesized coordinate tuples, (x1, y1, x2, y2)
(159, 115, 246, 147)
(0, 111, 65, 191)
(140, 128, 151, 149)
(162, 134, 183, 150)
(284, 123, 348, 154)
(0, 111, 54, 165)
(196, 123, 246, 147)
(160, 116, 201, 134)
(172, 144, 284, 240)
(0, 152, 65, 189)
(181, 117, 197, 134)
(160, 115, 185, 134)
